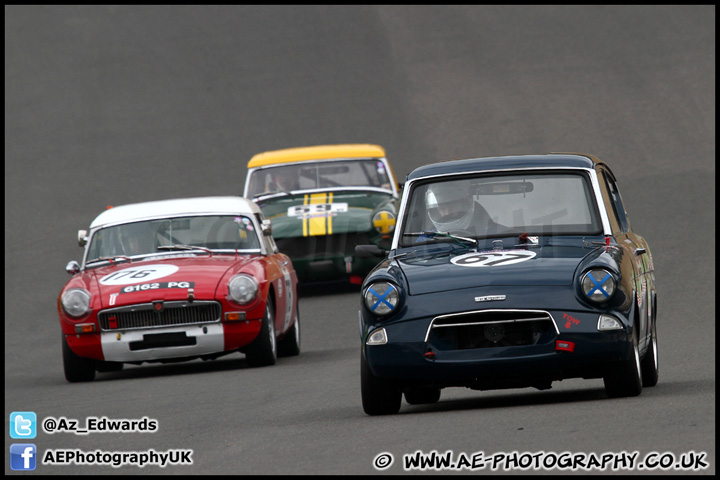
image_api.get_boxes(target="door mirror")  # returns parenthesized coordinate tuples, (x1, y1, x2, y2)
(66, 261, 80, 275)
(355, 244, 387, 259)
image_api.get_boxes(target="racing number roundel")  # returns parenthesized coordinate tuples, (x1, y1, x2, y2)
(99, 264, 180, 285)
(451, 250, 536, 267)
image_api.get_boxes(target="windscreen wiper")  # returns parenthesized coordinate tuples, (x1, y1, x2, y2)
(253, 191, 290, 200)
(403, 231, 478, 246)
(157, 244, 213, 255)
(85, 256, 132, 266)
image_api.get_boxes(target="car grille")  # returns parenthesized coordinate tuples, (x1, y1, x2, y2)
(425, 309, 558, 350)
(98, 301, 222, 331)
(275, 232, 371, 259)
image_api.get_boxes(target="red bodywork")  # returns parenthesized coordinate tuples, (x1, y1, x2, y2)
(58, 253, 297, 362)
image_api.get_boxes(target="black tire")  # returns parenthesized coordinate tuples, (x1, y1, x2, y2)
(603, 330, 642, 398)
(640, 319, 659, 387)
(361, 352, 401, 415)
(404, 387, 441, 405)
(245, 299, 277, 367)
(62, 336, 96, 382)
(278, 303, 301, 357)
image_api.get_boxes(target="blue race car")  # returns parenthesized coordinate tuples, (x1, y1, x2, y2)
(357, 154, 658, 415)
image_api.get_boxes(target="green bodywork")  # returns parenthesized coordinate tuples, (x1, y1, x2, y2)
(255, 190, 398, 283)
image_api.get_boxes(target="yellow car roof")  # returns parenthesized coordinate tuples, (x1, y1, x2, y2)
(248, 144, 386, 168)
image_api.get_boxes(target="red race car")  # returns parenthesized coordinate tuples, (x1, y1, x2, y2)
(58, 196, 300, 382)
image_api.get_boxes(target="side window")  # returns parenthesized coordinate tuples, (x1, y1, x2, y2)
(601, 171, 630, 233)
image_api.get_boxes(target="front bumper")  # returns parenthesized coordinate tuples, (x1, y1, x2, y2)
(101, 323, 225, 362)
(64, 320, 263, 363)
(362, 309, 633, 390)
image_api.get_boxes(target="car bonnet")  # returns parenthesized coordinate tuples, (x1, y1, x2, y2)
(88, 256, 257, 309)
(396, 244, 591, 295)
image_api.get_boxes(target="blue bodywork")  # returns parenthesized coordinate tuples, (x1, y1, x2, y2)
(358, 154, 657, 414)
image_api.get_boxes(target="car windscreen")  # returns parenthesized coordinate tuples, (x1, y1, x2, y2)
(85, 215, 262, 262)
(399, 171, 602, 246)
(247, 159, 392, 197)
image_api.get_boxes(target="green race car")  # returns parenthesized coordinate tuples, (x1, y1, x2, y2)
(244, 144, 401, 285)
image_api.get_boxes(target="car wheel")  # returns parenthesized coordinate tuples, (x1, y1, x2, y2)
(361, 352, 401, 415)
(245, 298, 277, 367)
(640, 319, 659, 387)
(404, 387, 441, 405)
(278, 303, 300, 357)
(62, 336, 96, 382)
(603, 330, 642, 398)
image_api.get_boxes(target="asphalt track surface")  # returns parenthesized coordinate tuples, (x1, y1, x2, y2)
(5, 5, 715, 475)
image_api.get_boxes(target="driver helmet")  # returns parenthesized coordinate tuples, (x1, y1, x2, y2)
(425, 181, 475, 232)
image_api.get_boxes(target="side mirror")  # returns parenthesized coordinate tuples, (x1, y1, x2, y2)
(355, 244, 387, 259)
(78, 230, 88, 247)
(66, 261, 80, 275)
(261, 219, 272, 236)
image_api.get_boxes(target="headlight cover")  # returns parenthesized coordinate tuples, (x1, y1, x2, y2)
(227, 274, 258, 304)
(581, 268, 616, 302)
(372, 211, 396, 236)
(364, 282, 399, 315)
(62, 288, 92, 318)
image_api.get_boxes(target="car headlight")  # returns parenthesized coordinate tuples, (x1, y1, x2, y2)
(372, 211, 396, 236)
(364, 282, 399, 315)
(62, 288, 92, 318)
(227, 274, 258, 304)
(581, 268, 616, 302)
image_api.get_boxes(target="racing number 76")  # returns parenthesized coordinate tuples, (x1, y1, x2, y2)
(101, 269, 157, 282)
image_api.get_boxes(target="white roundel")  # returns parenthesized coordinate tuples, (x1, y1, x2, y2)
(99, 264, 179, 285)
(451, 250, 537, 267)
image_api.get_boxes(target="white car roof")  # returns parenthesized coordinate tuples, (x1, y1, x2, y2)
(90, 196, 260, 229)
